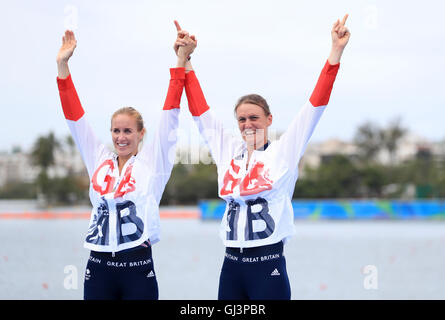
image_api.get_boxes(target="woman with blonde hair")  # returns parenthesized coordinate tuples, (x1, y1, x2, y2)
(56, 30, 196, 299)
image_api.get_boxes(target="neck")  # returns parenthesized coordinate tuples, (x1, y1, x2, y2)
(255, 139, 269, 151)
(117, 154, 134, 172)
(246, 139, 269, 161)
(247, 139, 268, 151)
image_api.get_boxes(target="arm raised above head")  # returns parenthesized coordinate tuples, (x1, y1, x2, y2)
(328, 14, 351, 65)
(275, 15, 351, 173)
(56, 30, 107, 177)
(56, 30, 77, 79)
(311, 14, 351, 107)
(173, 20, 196, 73)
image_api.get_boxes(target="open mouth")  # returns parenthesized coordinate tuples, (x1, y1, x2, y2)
(117, 143, 129, 147)
(243, 129, 256, 137)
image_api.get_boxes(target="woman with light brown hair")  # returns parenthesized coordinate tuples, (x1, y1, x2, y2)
(175, 15, 351, 299)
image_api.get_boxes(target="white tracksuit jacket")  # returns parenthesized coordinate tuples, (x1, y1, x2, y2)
(56, 68, 185, 252)
(184, 61, 340, 249)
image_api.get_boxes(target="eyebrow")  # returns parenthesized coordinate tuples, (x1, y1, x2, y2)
(112, 127, 133, 131)
(238, 115, 260, 120)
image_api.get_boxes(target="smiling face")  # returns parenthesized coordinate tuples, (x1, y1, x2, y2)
(111, 113, 145, 162)
(236, 103, 272, 149)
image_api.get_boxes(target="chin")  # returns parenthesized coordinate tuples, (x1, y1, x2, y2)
(116, 148, 132, 158)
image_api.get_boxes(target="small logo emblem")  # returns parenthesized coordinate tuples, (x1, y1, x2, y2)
(147, 270, 155, 278)
(85, 268, 91, 281)
(271, 268, 280, 276)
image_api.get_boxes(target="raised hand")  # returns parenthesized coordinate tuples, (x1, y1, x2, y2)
(173, 20, 197, 60)
(173, 20, 185, 56)
(57, 30, 77, 64)
(331, 14, 350, 50)
(328, 14, 350, 65)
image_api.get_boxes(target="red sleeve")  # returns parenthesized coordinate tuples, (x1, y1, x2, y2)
(309, 60, 340, 107)
(163, 67, 186, 110)
(57, 74, 85, 121)
(184, 71, 210, 116)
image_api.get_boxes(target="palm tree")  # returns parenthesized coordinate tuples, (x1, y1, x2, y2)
(354, 121, 382, 163)
(380, 117, 406, 165)
(31, 132, 60, 171)
(30, 132, 60, 205)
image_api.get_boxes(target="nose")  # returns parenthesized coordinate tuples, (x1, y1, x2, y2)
(115, 132, 126, 142)
(244, 119, 254, 129)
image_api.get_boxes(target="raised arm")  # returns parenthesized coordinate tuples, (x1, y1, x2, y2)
(57, 30, 76, 79)
(174, 21, 238, 168)
(327, 14, 350, 65)
(174, 20, 195, 73)
(311, 14, 350, 108)
(56, 30, 105, 177)
(277, 14, 351, 172)
(140, 25, 198, 203)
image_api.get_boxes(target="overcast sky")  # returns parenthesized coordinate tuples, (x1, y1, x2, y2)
(1, 0, 444, 152)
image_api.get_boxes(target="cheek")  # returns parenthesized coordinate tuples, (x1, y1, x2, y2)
(131, 133, 143, 146)
(259, 119, 269, 129)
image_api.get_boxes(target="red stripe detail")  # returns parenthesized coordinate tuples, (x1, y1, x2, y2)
(309, 60, 340, 107)
(163, 68, 186, 110)
(159, 211, 199, 219)
(57, 74, 85, 121)
(185, 71, 210, 116)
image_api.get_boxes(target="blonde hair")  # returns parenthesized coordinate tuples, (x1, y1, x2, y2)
(111, 107, 144, 132)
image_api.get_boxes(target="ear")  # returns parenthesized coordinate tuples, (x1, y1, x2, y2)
(139, 128, 146, 141)
(267, 114, 273, 126)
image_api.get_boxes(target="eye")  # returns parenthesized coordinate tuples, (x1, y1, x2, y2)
(124, 128, 132, 134)
(112, 128, 120, 134)
(249, 116, 259, 121)
(238, 117, 246, 123)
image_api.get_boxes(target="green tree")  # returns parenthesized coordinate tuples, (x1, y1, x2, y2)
(354, 121, 382, 163)
(294, 155, 361, 198)
(161, 163, 218, 205)
(30, 132, 60, 205)
(359, 164, 387, 197)
(380, 117, 406, 164)
(31, 132, 60, 170)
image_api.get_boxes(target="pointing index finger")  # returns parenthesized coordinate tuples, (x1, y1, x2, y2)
(174, 20, 182, 31)
(341, 14, 349, 26)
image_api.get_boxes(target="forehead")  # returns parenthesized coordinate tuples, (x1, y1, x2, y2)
(111, 113, 138, 128)
(236, 103, 267, 117)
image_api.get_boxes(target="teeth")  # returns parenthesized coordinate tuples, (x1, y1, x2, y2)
(244, 130, 255, 135)
(118, 143, 128, 147)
